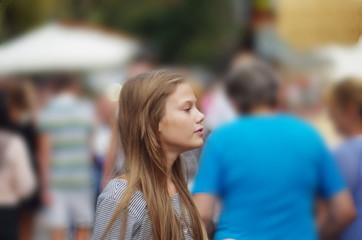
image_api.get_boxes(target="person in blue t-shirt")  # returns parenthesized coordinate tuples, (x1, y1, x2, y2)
(192, 60, 356, 240)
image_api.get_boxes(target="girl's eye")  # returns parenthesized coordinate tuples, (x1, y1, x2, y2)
(184, 108, 191, 112)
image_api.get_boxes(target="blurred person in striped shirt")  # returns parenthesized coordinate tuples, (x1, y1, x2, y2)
(38, 75, 95, 240)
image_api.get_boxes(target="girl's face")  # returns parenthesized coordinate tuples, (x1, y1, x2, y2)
(159, 81, 205, 153)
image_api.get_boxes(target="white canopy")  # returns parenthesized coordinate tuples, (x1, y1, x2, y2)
(0, 23, 139, 75)
(317, 37, 362, 80)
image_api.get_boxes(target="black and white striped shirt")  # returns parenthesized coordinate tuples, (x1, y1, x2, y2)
(92, 179, 194, 240)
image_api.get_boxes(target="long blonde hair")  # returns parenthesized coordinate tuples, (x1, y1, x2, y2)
(102, 70, 207, 240)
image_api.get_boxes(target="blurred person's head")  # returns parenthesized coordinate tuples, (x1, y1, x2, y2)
(229, 51, 256, 72)
(102, 70, 206, 240)
(327, 78, 362, 137)
(95, 94, 117, 126)
(225, 60, 280, 114)
(127, 48, 158, 77)
(52, 75, 81, 95)
(6, 80, 37, 126)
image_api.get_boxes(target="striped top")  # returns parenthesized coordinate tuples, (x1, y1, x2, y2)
(39, 93, 94, 189)
(92, 179, 194, 240)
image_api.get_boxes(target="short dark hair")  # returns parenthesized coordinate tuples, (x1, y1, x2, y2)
(52, 75, 78, 92)
(329, 77, 362, 121)
(225, 60, 280, 113)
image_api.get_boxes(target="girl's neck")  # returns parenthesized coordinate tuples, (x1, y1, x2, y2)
(167, 177, 177, 197)
(165, 149, 180, 196)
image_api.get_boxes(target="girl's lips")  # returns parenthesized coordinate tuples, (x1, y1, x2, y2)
(194, 128, 203, 133)
(194, 128, 204, 136)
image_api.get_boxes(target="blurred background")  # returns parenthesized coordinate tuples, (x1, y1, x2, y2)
(0, 0, 362, 239)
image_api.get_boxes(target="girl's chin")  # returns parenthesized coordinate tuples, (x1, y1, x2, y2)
(189, 140, 204, 150)
(178, 140, 204, 153)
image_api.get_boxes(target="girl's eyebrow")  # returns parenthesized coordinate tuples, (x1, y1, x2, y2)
(180, 99, 197, 106)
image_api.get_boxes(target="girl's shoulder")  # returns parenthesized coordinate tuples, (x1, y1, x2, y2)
(98, 178, 148, 219)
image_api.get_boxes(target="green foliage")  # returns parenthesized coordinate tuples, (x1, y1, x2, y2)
(0, 0, 242, 66)
(92, 0, 240, 65)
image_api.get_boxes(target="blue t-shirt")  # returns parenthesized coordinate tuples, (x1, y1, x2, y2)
(192, 113, 346, 240)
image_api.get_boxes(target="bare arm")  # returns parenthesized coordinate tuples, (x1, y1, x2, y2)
(38, 133, 51, 205)
(317, 190, 356, 240)
(193, 193, 218, 238)
(11, 137, 36, 199)
(316, 198, 328, 229)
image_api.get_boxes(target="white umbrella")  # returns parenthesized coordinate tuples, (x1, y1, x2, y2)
(0, 23, 139, 75)
(317, 37, 362, 80)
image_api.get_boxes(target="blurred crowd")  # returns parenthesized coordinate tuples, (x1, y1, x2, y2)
(0, 1, 362, 240)
(0, 53, 361, 240)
